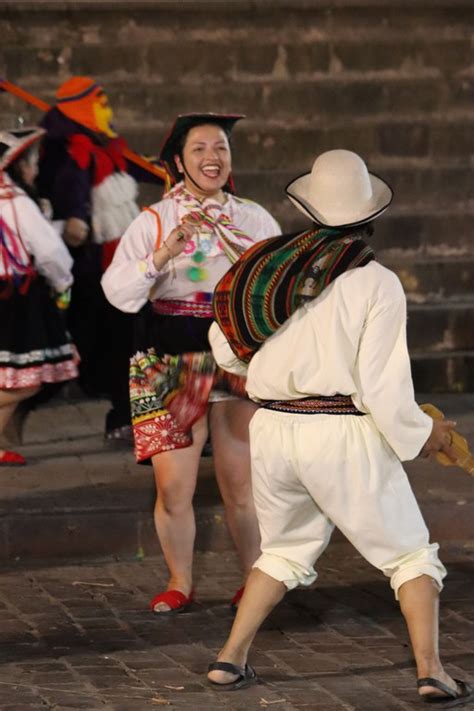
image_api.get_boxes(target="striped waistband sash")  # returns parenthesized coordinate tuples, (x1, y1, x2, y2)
(152, 299, 214, 318)
(261, 395, 364, 415)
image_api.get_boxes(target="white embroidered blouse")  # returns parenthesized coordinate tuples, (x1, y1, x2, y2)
(101, 185, 280, 313)
(0, 175, 73, 293)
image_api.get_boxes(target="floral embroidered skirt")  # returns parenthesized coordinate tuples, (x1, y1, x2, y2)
(130, 307, 246, 463)
(0, 277, 79, 389)
(129, 348, 246, 463)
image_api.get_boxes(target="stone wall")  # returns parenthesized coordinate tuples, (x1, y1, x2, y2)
(1, 0, 473, 390)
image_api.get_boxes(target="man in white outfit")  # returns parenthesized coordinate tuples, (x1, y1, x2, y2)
(206, 150, 474, 705)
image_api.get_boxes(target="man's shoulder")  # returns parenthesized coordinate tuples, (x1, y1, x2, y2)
(344, 261, 404, 300)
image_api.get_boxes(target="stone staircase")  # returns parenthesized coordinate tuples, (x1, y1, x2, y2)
(1, 0, 473, 390)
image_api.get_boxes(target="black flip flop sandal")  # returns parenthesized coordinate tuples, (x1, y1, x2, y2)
(417, 677, 474, 707)
(208, 661, 258, 691)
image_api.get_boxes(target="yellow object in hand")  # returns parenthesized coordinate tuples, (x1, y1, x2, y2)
(420, 403, 474, 476)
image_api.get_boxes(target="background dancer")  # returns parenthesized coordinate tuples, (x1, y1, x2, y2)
(38, 76, 164, 443)
(0, 127, 78, 466)
(102, 113, 280, 614)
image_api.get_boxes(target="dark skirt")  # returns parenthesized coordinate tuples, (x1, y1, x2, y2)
(133, 302, 213, 355)
(0, 276, 79, 389)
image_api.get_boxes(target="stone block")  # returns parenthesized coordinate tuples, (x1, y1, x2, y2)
(2, 47, 59, 80)
(264, 77, 444, 117)
(430, 120, 474, 157)
(387, 258, 474, 301)
(450, 75, 474, 109)
(147, 41, 231, 83)
(380, 164, 472, 207)
(70, 44, 147, 77)
(329, 38, 472, 74)
(284, 42, 331, 75)
(407, 304, 474, 352)
(421, 215, 474, 257)
(378, 123, 430, 157)
(411, 353, 474, 392)
(422, 39, 474, 73)
(110, 81, 263, 124)
(371, 215, 424, 252)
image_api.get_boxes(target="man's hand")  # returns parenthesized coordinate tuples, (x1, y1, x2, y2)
(421, 418, 458, 463)
(63, 217, 89, 247)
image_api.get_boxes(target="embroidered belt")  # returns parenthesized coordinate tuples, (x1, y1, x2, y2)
(261, 395, 364, 415)
(152, 298, 214, 318)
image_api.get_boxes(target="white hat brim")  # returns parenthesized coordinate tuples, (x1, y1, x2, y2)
(0, 127, 45, 171)
(286, 170, 393, 228)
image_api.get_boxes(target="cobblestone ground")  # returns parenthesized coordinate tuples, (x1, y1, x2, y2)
(0, 544, 473, 710)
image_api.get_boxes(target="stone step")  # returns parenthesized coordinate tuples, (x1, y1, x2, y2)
(234, 168, 471, 218)
(118, 113, 474, 166)
(110, 76, 474, 120)
(4, 73, 469, 121)
(1, 393, 473, 563)
(2, 34, 472, 82)
(382, 257, 474, 302)
(412, 352, 474, 392)
(407, 303, 474, 353)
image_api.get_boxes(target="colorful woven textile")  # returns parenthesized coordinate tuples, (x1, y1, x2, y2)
(213, 227, 375, 363)
(152, 298, 214, 318)
(164, 183, 253, 263)
(130, 348, 246, 463)
(261, 395, 364, 416)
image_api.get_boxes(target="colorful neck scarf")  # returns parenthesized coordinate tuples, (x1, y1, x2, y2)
(165, 182, 254, 265)
(213, 227, 375, 363)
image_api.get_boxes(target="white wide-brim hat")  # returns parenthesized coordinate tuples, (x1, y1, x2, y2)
(286, 149, 393, 228)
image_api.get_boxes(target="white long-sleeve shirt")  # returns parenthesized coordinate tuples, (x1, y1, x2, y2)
(0, 176, 73, 293)
(101, 189, 280, 313)
(209, 260, 432, 462)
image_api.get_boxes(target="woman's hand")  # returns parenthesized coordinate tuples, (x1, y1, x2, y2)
(63, 217, 89, 247)
(152, 223, 198, 271)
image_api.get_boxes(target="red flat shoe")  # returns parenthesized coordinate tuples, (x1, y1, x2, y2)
(0, 450, 26, 467)
(150, 589, 194, 615)
(230, 586, 245, 612)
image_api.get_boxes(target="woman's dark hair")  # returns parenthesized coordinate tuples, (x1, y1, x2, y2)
(6, 144, 39, 203)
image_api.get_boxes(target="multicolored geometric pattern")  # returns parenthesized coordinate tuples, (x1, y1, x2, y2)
(261, 395, 364, 416)
(129, 348, 246, 463)
(213, 227, 375, 363)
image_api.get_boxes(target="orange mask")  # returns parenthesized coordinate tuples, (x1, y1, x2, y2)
(56, 76, 117, 138)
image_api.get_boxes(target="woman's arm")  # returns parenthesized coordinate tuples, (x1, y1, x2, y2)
(18, 196, 74, 293)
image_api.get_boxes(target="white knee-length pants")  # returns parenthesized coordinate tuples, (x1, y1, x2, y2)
(250, 408, 446, 599)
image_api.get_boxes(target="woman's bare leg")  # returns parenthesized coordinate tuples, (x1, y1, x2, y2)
(151, 413, 208, 611)
(0, 386, 40, 456)
(210, 399, 261, 578)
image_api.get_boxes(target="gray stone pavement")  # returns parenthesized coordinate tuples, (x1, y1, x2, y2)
(0, 544, 473, 710)
(0, 392, 473, 709)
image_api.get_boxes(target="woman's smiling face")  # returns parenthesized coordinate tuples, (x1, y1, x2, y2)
(174, 123, 232, 198)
